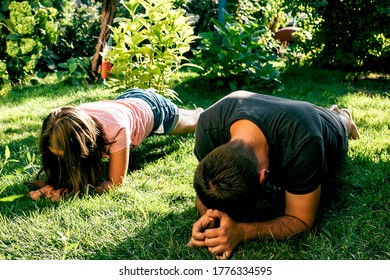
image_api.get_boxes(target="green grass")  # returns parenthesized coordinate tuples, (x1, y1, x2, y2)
(0, 67, 389, 260)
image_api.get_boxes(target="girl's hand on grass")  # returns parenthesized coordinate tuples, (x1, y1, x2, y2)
(93, 180, 114, 193)
(29, 184, 67, 202)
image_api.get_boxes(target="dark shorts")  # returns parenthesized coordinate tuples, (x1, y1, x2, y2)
(115, 88, 179, 135)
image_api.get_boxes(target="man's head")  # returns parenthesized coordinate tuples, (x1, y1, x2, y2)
(193, 139, 261, 220)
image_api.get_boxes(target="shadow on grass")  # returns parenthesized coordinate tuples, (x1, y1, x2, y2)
(174, 75, 229, 108)
(175, 66, 390, 114)
(279, 66, 390, 107)
(344, 72, 389, 97)
(0, 135, 38, 155)
(128, 134, 195, 171)
(86, 207, 214, 260)
(312, 153, 390, 259)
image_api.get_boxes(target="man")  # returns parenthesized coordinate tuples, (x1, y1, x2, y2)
(188, 90, 359, 259)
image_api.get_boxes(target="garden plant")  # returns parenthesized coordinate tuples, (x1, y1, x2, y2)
(104, 0, 201, 98)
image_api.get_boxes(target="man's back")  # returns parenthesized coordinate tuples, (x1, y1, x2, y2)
(194, 90, 348, 195)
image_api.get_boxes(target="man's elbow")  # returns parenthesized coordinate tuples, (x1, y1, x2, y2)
(286, 214, 315, 232)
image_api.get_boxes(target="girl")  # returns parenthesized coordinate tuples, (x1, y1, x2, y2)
(29, 88, 203, 201)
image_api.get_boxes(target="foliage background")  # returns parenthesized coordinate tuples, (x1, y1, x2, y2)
(0, 0, 101, 91)
(1, 0, 389, 94)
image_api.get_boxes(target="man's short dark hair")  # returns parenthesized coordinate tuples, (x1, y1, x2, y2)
(193, 139, 261, 220)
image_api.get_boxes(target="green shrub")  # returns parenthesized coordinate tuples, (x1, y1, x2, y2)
(0, 60, 11, 96)
(45, 0, 100, 84)
(193, 12, 281, 91)
(105, 0, 201, 98)
(0, 0, 101, 87)
(317, 0, 389, 71)
(56, 57, 92, 86)
(285, 0, 390, 71)
(0, 1, 60, 83)
(174, 0, 218, 34)
(212, 0, 389, 72)
(54, 0, 101, 59)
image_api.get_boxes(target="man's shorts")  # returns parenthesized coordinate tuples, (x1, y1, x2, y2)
(115, 88, 179, 135)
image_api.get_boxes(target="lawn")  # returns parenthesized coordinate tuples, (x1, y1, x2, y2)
(0, 66, 389, 260)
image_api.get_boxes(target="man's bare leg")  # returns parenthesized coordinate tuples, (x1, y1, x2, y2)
(170, 108, 204, 134)
(330, 105, 359, 140)
(340, 108, 360, 139)
(329, 104, 340, 113)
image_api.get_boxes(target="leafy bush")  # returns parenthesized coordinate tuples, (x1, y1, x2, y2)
(285, 0, 390, 71)
(193, 12, 281, 91)
(317, 0, 389, 71)
(211, 0, 389, 72)
(0, 1, 60, 83)
(105, 0, 201, 98)
(174, 0, 218, 34)
(42, 0, 101, 84)
(54, 0, 101, 59)
(0, 60, 12, 96)
(0, 0, 101, 88)
(56, 56, 92, 85)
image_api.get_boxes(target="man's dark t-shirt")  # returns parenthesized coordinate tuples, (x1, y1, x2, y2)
(194, 91, 348, 195)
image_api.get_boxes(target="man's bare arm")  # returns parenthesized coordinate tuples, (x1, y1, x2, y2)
(240, 213, 310, 241)
(241, 185, 321, 241)
(201, 186, 321, 259)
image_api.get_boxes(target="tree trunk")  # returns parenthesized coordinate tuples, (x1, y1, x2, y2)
(89, 0, 119, 82)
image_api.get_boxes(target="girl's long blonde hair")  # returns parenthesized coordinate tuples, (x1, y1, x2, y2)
(37, 106, 106, 196)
